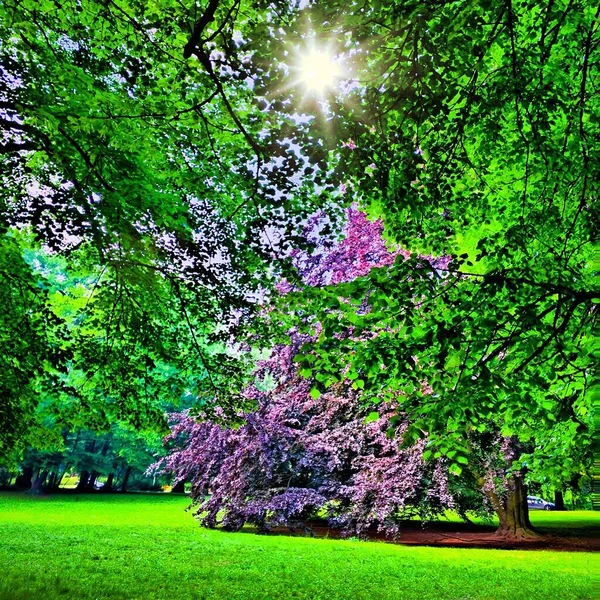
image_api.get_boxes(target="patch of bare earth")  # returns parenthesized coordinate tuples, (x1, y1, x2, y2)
(258, 519, 599, 552)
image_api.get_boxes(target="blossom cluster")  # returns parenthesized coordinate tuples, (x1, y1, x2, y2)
(154, 336, 454, 537)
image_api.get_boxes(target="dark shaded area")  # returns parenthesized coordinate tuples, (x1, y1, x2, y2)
(240, 518, 600, 552)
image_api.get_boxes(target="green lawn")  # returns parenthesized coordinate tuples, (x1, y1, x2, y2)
(0, 493, 596, 600)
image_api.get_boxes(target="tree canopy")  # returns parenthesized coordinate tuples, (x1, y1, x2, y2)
(271, 0, 598, 487)
(0, 0, 597, 532)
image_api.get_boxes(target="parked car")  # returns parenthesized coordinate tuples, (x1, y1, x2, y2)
(527, 495, 555, 510)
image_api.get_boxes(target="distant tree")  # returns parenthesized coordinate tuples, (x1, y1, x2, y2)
(14, 424, 166, 493)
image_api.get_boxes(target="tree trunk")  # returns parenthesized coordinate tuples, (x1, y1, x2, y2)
(120, 467, 132, 493)
(15, 466, 34, 489)
(102, 472, 114, 492)
(554, 491, 565, 511)
(55, 465, 69, 489)
(76, 471, 90, 491)
(30, 468, 48, 495)
(87, 471, 99, 491)
(494, 476, 537, 539)
(46, 471, 59, 491)
(89, 437, 111, 491)
(0, 469, 11, 487)
(171, 480, 186, 493)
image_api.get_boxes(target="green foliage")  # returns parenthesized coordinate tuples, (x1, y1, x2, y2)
(0, 0, 290, 456)
(269, 1, 598, 486)
(1, 0, 596, 496)
(16, 424, 166, 492)
(0, 233, 59, 461)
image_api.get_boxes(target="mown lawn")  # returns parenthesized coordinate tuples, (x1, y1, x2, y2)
(0, 493, 596, 600)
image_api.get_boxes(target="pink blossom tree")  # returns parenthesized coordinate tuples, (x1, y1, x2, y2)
(154, 335, 455, 537)
(156, 207, 525, 537)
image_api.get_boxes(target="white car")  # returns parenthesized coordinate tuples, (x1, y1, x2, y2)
(527, 495, 555, 510)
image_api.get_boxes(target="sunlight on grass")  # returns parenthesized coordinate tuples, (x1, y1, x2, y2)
(0, 493, 596, 600)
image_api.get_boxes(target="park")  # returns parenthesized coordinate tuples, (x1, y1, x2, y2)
(0, 493, 597, 599)
(0, 0, 598, 598)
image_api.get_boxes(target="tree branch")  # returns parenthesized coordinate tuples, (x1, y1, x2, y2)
(183, 0, 220, 59)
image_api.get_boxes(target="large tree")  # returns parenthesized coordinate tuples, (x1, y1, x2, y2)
(1, 1, 596, 536)
(0, 0, 293, 455)
(264, 1, 598, 537)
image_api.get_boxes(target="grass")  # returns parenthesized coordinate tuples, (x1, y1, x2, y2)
(0, 493, 596, 600)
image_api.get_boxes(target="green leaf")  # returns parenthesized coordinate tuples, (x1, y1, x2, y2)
(449, 464, 463, 476)
(309, 387, 321, 400)
(364, 411, 379, 424)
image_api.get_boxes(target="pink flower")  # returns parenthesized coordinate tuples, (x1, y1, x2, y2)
(342, 139, 357, 150)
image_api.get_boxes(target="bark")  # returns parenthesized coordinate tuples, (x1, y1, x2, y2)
(494, 476, 537, 539)
(76, 471, 90, 491)
(171, 480, 186, 493)
(14, 466, 34, 489)
(30, 469, 48, 495)
(87, 471, 99, 491)
(0, 469, 12, 487)
(55, 465, 69, 489)
(120, 466, 132, 492)
(554, 491, 565, 511)
(88, 437, 111, 490)
(102, 472, 114, 492)
(46, 471, 59, 491)
(76, 438, 98, 491)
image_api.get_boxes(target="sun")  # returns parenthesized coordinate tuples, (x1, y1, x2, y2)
(297, 47, 341, 94)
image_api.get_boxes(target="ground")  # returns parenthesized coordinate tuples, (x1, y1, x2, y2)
(0, 493, 596, 600)
(282, 511, 599, 552)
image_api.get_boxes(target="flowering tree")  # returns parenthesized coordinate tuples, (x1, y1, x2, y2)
(155, 334, 455, 538)
(278, 206, 591, 538)
(155, 208, 500, 537)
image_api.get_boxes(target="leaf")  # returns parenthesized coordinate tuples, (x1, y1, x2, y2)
(449, 464, 463, 476)
(363, 411, 379, 423)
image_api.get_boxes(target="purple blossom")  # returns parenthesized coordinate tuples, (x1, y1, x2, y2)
(154, 335, 455, 537)
(155, 206, 460, 537)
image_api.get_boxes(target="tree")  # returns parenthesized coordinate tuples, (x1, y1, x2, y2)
(251, 1, 599, 538)
(155, 335, 457, 537)
(14, 424, 167, 493)
(274, 206, 591, 536)
(0, 233, 61, 462)
(0, 0, 300, 456)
